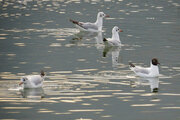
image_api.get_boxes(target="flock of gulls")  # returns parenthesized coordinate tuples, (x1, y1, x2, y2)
(18, 12, 160, 92)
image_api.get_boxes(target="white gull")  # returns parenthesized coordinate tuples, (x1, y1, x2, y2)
(19, 70, 45, 89)
(70, 12, 109, 32)
(129, 58, 160, 78)
(103, 26, 123, 46)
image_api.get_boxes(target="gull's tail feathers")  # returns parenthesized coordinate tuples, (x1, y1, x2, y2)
(69, 19, 79, 25)
(129, 63, 135, 68)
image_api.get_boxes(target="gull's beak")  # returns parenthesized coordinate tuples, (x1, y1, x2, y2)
(119, 29, 123, 32)
(19, 82, 23, 86)
(105, 14, 110, 17)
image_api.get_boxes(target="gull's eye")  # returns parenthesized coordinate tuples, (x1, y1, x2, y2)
(23, 78, 27, 81)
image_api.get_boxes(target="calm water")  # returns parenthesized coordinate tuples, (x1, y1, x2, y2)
(0, 0, 180, 120)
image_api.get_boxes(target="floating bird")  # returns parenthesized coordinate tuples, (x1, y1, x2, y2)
(70, 12, 109, 32)
(19, 70, 45, 88)
(129, 58, 160, 78)
(103, 26, 123, 46)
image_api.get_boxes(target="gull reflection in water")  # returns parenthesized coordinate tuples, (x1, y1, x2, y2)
(95, 32, 104, 50)
(20, 87, 45, 99)
(71, 31, 104, 48)
(17, 0, 33, 6)
(103, 44, 121, 68)
(72, 31, 98, 41)
(130, 77, 159, 93)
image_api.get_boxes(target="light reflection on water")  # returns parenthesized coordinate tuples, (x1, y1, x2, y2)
(0, 72, 179, 119)
(0, 0, 180, 120)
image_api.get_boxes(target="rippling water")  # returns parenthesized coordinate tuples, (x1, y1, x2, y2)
(0, 0, 180, 120)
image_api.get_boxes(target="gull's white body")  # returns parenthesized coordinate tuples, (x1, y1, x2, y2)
(130, 63, 159, 78)
(104, 26, 122, 46)
(71, 12, 108, 32)
(20, 75, 44, 89)
(75, 23, 99, 32)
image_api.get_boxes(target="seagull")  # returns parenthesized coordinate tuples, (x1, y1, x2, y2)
(69, 12, 109, 32)
(129, 58, 160, 78)
(103, 26, 123, 46)
(19, 70, 45, 89)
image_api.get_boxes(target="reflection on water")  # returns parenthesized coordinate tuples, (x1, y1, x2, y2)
(72, 31, 98, 40)
(71, 31, 121, 68)
(0, 72, 180, 120)
(70, 31, 99, 46)
(103, 45, 121, 68)
(20, 87, 44, 99)
(95, 32, 103, 47)
(130, 77, 159, 93)
(0, 0, 180, 120)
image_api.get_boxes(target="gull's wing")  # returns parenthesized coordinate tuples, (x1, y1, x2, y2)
(33, 79, 42, 85)
(70, 19, 98, 31)
(80, 22, 98, 30)
(107, 39, 120, 46)
(28, 75, 43, 85)
(132, 66, 150, 75)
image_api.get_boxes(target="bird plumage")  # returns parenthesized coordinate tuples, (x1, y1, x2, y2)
(129, 58, 160, 78)
(70, 12, 109, 32)
(19, 71, 45, 89)
(103, 26, 123, 46)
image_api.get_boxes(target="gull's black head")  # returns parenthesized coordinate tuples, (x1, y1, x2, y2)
(152, 58, 160, 66)
(40, 70, 45, 76)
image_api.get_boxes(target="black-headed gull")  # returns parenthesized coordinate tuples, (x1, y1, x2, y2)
(103, 26, 123, 46)
(129, 58, 160, 78)
(19, 70, 45, 88)
(70, 12, 109, 32)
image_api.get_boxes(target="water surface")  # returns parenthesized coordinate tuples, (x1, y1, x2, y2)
(0, 0, 180, 120)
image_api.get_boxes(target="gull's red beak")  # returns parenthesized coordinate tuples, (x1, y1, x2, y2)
(19, 82, 23, 86)
(119, 29, 123, 32)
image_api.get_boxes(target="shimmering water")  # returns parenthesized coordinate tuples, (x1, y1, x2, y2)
(0, 0, 180, 120)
